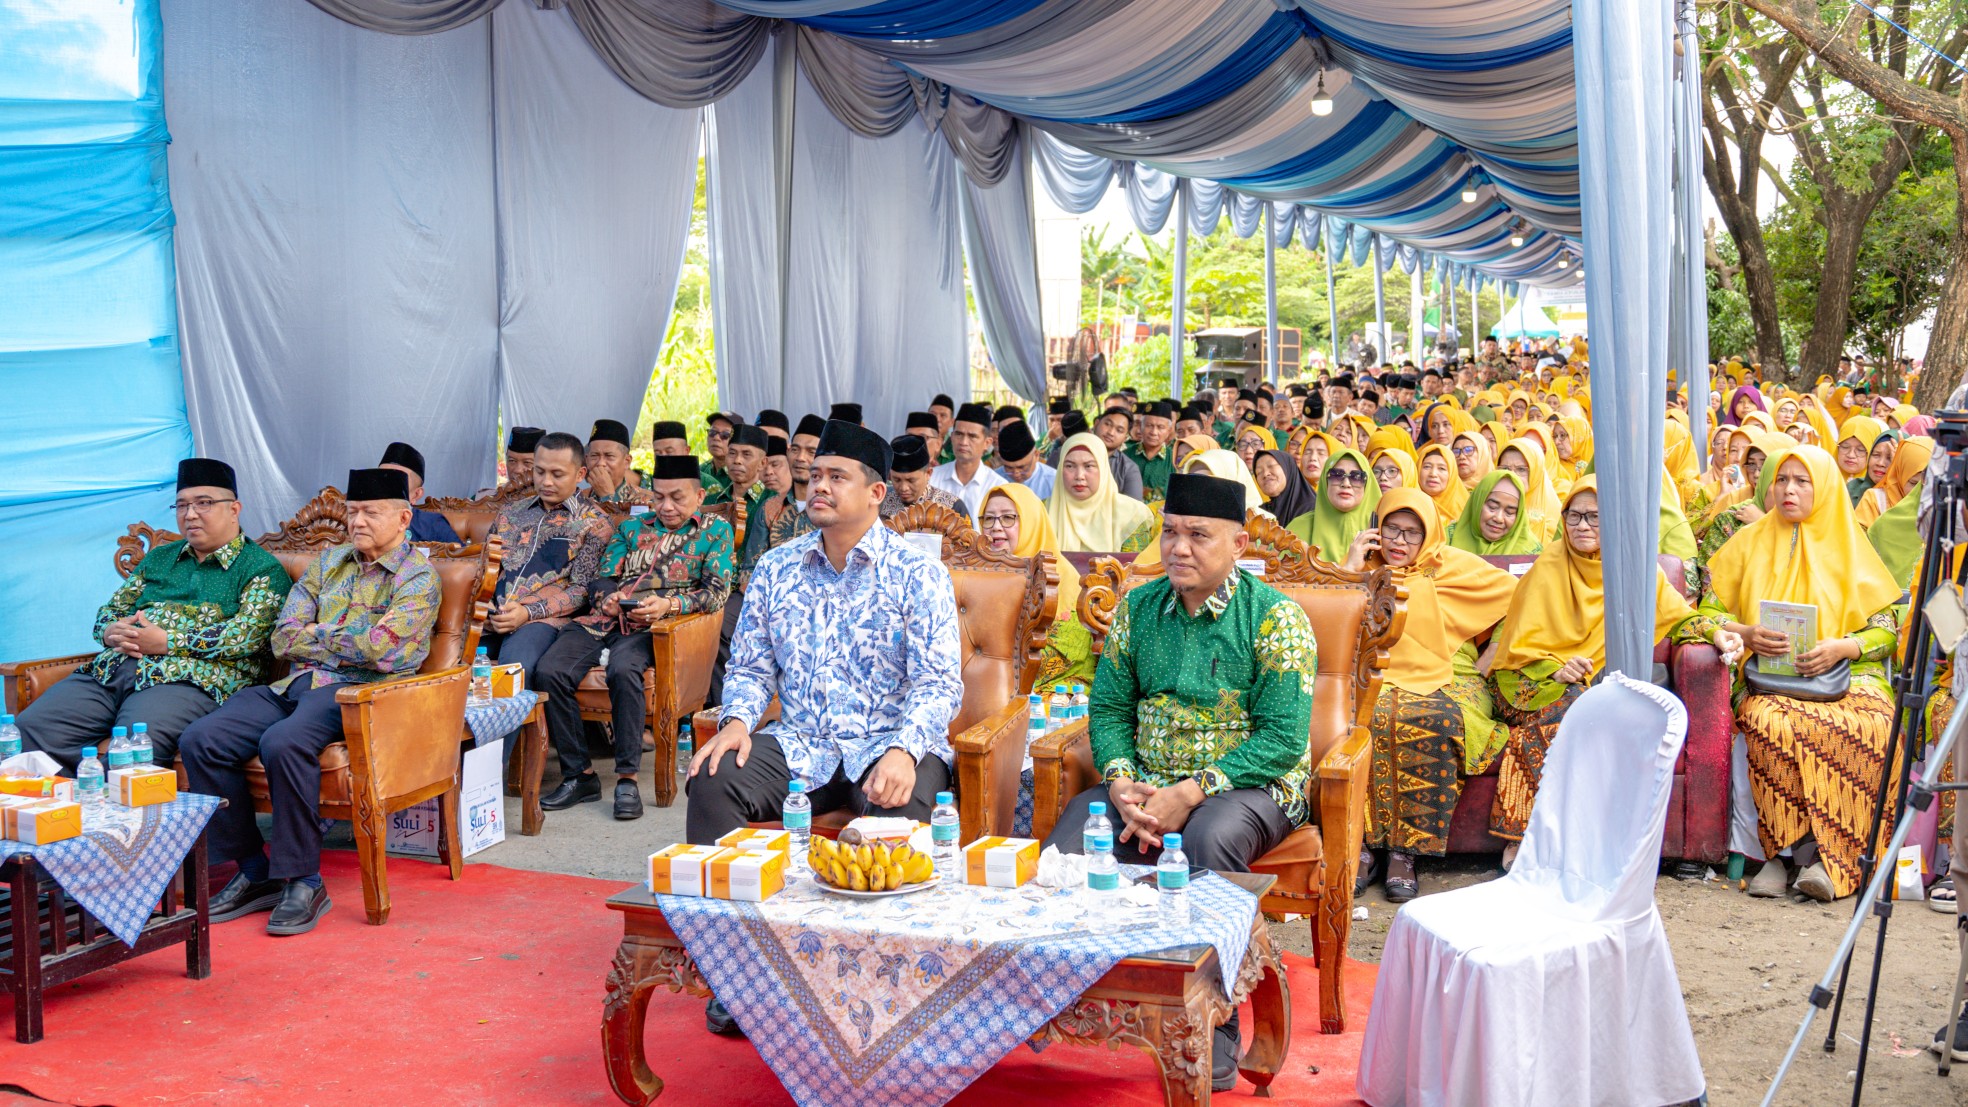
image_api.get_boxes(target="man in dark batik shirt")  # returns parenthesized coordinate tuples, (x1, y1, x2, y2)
(534, 455, 734, 819)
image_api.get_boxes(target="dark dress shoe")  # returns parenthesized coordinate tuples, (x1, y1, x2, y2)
(1212, 1010, 1241, 1092)
(1670, 860, 1708, 881)
(265, 881, 332, 936)
(208, 871, 284, 923)
(541, 773, 601, 810)
(706, 997, 745, 1036)
(614, 779, 644, 820)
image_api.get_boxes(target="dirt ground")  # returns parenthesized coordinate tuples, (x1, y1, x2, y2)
(1263, 854, 1968, 1106)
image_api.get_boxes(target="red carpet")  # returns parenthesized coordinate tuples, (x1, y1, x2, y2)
(0, 853, 1371, 1106)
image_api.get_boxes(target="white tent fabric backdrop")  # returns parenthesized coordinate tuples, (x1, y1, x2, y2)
(166, 0, 698, 530)
(707, 39, 969, 433)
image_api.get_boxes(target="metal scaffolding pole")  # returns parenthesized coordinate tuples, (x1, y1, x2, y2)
(1371, 237, 1387, 363)
(1171, 186, 1189, 397)
(1263, 205, 1279, 384)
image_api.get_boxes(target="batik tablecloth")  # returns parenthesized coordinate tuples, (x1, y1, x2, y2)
(0, 793, 220, 946)
(659, 866, 1257, 1107)
(465, 691, 539, 748)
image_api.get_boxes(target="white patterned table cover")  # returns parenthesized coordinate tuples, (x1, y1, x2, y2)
(658, 867, 1257, 1107)
(465, 691, 540, 748)
(1, 794, 220, 946)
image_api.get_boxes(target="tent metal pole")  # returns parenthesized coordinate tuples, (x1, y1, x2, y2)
(1371, 237, 1387, 364)
(1264, 205, 1279, 384)
(1410, 264, 1424, 363)
(1324, 236, 1340, 369)
(1448, 266, 1458, 352)
(1171, 185, 1189, 398)
(772, 28, 796, 405)
(1677, 0, 1711, 449)
(1471, 272, 1479, 348)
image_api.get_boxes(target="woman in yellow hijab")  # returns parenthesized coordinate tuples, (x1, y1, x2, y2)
(1343, 487, 1519, 901)
(1495, 437, 1561, 540)
(1487, 476, 1731, 860)
(1416, 443, 1467, 524)
(1854, 435, 1931, 527)
(1664, 418, 1702, 508)
(1048, 433, 1158, 554)
(1369, 447, 1419, 495)
(979, 484, 1091, 693)
(1450, 431, 1494, 490)
(1366, 424, 1419, 468)
(1552, 414, 1594, 485)
(1834, 415, 1887, 501)
(1296, 429, 1337, 487)
(1182, 448, 1272, 521)
(1172, 433, 1217, 472)
(1233, 424, 1277, 470)
(1701, 444, 1904, 902)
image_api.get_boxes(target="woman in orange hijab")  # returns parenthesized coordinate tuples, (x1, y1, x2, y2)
(1417, 443, 1467, 525)
(1340, 488, 1518, 902)
(1487, 477, 1734, 864)
(1701, 445, 1904, 902)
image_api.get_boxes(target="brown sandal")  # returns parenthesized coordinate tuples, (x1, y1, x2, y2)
(1385, 851, 1419, 903)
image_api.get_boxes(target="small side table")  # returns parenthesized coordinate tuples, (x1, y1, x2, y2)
(500, 692, 550, 835)
(1, 830, 212, 1043)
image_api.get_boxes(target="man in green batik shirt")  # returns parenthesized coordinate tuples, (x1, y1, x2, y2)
(1041, 470, 1316, 1093)
(1123, 399, 1177, 504)
(17, 458, 292, 772)
(699, 412, 738, 503)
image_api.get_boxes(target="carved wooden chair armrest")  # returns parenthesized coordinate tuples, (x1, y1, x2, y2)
(1314, 724, 1372, 896)
(1027, 718, 1093, 842)
(950, 698, 1030, 843)
(0, 655, 96, 714)
(334, 666, 472, 807)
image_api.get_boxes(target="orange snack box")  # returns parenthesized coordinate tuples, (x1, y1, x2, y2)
(963, 836, 1041, 888)
(492, 664, 526, 698)
(3, 799, 83, 844)
(0, 775, 75, 803)
(647, 843, 723, 896)
(715, 828, 792, 858)
(706, 847, 787, 902)
(111, 766, 178, 807)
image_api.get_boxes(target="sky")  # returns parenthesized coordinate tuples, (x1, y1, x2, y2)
(0, 0, 142, 103)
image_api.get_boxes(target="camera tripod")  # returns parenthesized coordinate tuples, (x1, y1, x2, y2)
(1762, 410, 1968, 1106)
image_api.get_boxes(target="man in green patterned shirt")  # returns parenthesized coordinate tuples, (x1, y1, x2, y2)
(1040, 471, 1316, 1091)
(18, 459, 291, 772)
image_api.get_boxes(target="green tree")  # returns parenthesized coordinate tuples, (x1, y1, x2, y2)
(634, 159, 719, 469)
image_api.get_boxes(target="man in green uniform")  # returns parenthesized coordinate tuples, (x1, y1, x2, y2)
(1123, 400, 1176, 504)
(699, 412, 739, 503)
(1042, 471, 1316, 1090)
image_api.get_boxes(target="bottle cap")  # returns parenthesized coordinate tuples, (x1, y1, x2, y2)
(82, 746, 97, 757)
(133, 722, 147, 733)
(788, 779, 806, 793)
(935, 791, 954, 806)
(476, 645, 489, 656)
(0, 714, 12, 725)
(112, 726, 127, 739)
(1089, 801, 1106, 815)
(1164, 833, 1183, 850)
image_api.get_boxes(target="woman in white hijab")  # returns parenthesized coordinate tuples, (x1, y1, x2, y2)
(1048, 433, 1159, 553)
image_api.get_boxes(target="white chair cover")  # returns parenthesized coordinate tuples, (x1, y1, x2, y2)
(1357, 673, 1704, 1106)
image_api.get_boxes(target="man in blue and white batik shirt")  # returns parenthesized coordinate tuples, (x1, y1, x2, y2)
(686, 417, 965, 1035)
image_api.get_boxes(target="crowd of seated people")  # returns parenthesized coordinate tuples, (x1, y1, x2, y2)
(16, 346, 1944, 1036)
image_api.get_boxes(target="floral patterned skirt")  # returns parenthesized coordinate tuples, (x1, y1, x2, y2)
(1742, 686, 1898, 899)
(1366, 685, 1465, 857)
(1488, 679, 1589, 842)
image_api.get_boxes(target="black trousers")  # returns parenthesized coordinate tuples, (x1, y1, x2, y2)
(535, 623, 652, 778)
(706, 590, 744, 707)
(683, 731, 951, 844)
(1041, 784, 1293, 872)
(479, 621, 559, 758)
(178, 673, 346, 881)
(16, 657, 215, 771)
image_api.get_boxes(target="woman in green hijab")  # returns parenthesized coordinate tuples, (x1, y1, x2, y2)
(1447, 471, 1542, 556)
(1690, 434, 1796, 598)
(1288, 448, 1381, 562)
(1867, 479, 1921, 590)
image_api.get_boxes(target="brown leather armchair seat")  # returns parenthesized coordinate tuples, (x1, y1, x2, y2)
(3, 487, 500, 927)
(1028, 513, 1405, 1034)
(692, 502, 1057, 845)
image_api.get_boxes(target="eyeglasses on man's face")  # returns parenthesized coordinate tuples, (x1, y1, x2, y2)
(173, 497, 237, 516)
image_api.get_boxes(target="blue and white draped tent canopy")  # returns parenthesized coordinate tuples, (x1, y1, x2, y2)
(4, 0, 1696, 681)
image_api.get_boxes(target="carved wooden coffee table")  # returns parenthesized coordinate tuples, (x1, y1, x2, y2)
(601, 871, 1288, 1106)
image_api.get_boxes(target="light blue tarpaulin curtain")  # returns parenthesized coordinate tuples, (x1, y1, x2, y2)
(1574, 0, 1672, 679)
(959, 124, 1046, 404)
(0, 0, 190, 662)
(709, 42, 967, 434)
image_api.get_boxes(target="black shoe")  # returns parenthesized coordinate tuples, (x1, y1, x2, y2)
(706, 997, 745, 1037)
(1930, 1003, 1968, 1062)
(1353, 848, 1384, 897)
(265, 881, 332, 936)
(208, 871, 284, 923)
(614, 779, 644, 820)
(1670, 860, 1708, 881)
(1212, 1009, 1241, 1092)
(541, 773, 601, 810)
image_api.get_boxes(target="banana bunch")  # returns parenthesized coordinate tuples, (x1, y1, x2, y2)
(810, 834, 936, 892)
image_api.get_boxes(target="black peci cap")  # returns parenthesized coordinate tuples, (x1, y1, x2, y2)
(889, 434, 931, 474)
(730, 425, 770, 452)
(650, 420, 688, 444)
(590, 419, 632, 448)
(379, 441, 425, 481)
(829, 402, 864, 425)
(177, 458, 236, 495)
(506, 426, 545, 453)
(346, 467, 409, 503)
(905, 411, 939, 431)
(816, 420, 892, 480)
(765, 436, 787, 457)
(955, 402, 993, 427)
(794, 414, 827, 440)
(1164, 472, 1245, 522)
(1047, 398, 1072, 416)
(650, 455, 701, 482)
(996, 420, 1036, 463)
(756, 409, 789, 433)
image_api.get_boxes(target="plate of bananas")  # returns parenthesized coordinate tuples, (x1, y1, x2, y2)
(807, 833, 940, 897)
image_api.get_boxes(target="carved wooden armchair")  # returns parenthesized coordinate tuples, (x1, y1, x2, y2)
(568, 498, 747, 808)
(1028, 511, 1406, 1034)
(2, 487, 501, 926)
(691, 500, 1058, 845)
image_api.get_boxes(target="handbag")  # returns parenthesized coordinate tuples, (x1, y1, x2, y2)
(1743, 655, 1850, 702)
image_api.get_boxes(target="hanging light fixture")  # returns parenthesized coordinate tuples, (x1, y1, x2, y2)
(1509, 221, 1525, 248)
(1461, 172, 1480, 204)
(1557, 253, 1570, 270)
(1310, 70, 1334, 117)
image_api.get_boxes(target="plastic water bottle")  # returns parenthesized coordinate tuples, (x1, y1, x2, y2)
(1049, 684, 1073, 727)
(1085, 827, 1120, 928)
(1157, 833, 1192, 928)
(106, 726, 133, 773)
(930, 791, 961, 881)
(76, 746, 106, 809)
(677, 720, 693, 777)
(0, 715, 20, 761)
(1072, 683, 1089, 717)
(1027, 692, 1046, 734)
(1024, 704, 1045, 765)
(781, 779, 812, 877)
(131, 722, 152, 767)
(469, 646, 493, 706)
(1083, 801, 1114, 855)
